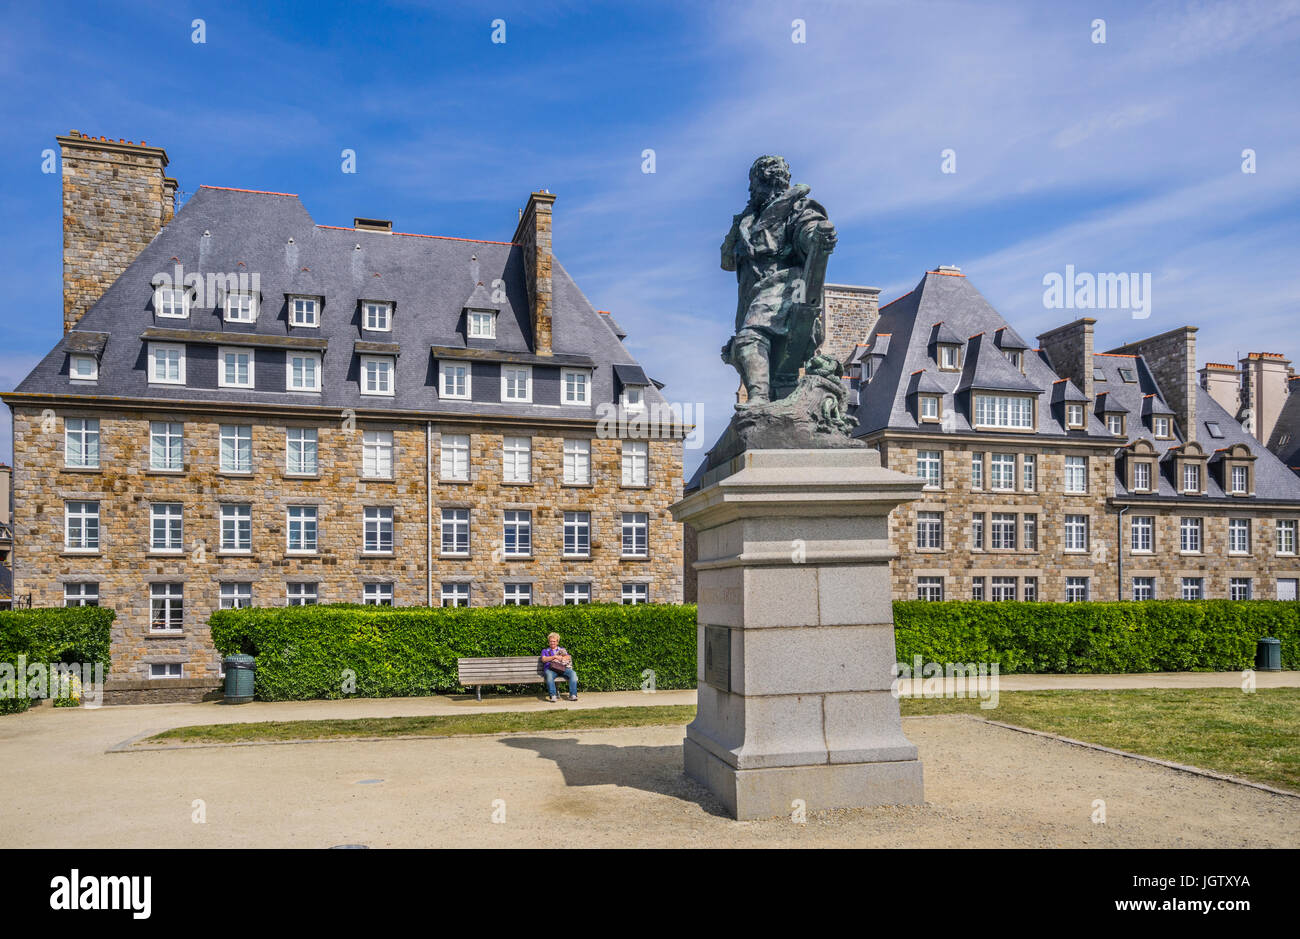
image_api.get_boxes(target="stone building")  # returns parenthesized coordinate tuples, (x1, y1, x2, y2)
(842, 267, 1300, 602)
(3, 132, 685, 701)
(1199, 352, 1294, 444)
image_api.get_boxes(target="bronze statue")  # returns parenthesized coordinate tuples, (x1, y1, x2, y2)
(720, 155, 838, 405)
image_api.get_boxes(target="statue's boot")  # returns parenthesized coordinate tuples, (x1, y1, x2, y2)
(733, 337, 771, 406)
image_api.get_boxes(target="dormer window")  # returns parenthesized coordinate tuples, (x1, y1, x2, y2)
(290, 297, 319, 327)
(286, 352, 321, 392)
(363, 301, 392, 332)
(360, 356, 395, 396)
(1219, 443, 1256, 497)
(1005, 349, 1023, 371)
(1230, 465, 1248, 494)
(1154, 416, 1172, 439)
(70, 355, 98, 382)
(155, 286, 189, 319)
(502, 365, 532, 403)
(622, 386, 645, 411)
(439, 361, 471, 400)
(1066, 403, 1085, 428)
(148, 343, 186, 385)
(1126, 439, 1158, 493)
(1133, 461, 1152, 491)
(939, 345, 960, 371)
(974, 394, 1034, 430)
(562, 368, 591, 406)
(468, 310, 496, 339)
(225, 292, 258, 323)
(1182, 462, 1201, 494)
(1107, 413, 1125, 436)
(918, 394, 941, 423)
(863, 358, 877, 380)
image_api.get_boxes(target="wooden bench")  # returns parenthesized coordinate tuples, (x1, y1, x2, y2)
(457, 656, 574, 701)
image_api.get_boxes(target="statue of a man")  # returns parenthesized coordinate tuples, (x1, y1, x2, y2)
(720, 155, 837, 405)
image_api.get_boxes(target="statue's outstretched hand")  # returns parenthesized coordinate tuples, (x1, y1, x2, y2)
(815, 220, 837, 251)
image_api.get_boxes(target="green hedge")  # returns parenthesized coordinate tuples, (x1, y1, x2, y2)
(894, 600, 1300, 673)
(0, 607, 115, 714)
(209, 603, 696, 701)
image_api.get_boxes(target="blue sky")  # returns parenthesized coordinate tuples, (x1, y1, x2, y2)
(2, 0, 1298, 475)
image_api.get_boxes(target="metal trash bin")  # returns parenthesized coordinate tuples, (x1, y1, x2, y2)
(1255, 637, 1282, 672)
(223, 654, 256, 703)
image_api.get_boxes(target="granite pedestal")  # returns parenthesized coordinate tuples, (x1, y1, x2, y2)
(671, 448, 925, 820)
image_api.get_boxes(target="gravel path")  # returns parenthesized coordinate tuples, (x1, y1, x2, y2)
(2, 706, 1296, 848)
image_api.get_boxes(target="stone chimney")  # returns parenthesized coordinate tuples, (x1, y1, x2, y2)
(1199, 362, 1240, 419)
(821, 283, 881, 365)
(58, 131, 177, 333)
(1036, 317, 1096, 404)
(1237, 352, 1292, 444)
(511, 190, 556, 356)
(1106, 326, 1198, 442)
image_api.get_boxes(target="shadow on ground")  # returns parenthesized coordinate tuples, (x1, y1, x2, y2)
(500, 736, 731, 818)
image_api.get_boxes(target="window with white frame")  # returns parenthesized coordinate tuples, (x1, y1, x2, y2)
(441, 508, 469, 555)
(563, 439, 591, 485)
(972, 512, 985, 550)
(70, 355, 98, 381)
(1023, 577, 1039, 601)
(286, 427, 318, 475)
(64, 583, 99, 607)
(990, 453, 1016, 491)
(564, 511, 591, 557)
(219, 425, 252, 473)
(970, 452, 984, 490)
(441, 582, 470, 607)
(439, 361, 470, 399)
(939, 345, 960, 370)
(361, 356, 395, 396)
(917, 450, 942, 489)
(971, 577, 985, 600)
(1180, 517, 1202, 553)
(1023, 514, 1038, 551)
(1022, 454, 1036, 491)
(621, 440, 648, 486)
(439, 433, 468, 481)
(64, 501, 99, 551)
(918, 395, 940, 422)
(148, 343, 185, 384)
(221, 504, 252, 553)
(1065, 577, 1090, 602)
(363, 582, 394, 606)
(1066, 403, 1085, 428)
(1005, 350, 1024, 371)
(150, 583, 184, 631)
(503, 510, 531, 557)
(1182, 462, 1201, 494)
(502, 436, 531, 483)
(1277, 519, 1298, 556)
(503, 583, 532, 606)
(1230, 578, 1252, 601)
(155, 285, 189, 318)
(1133, 577, 1155, 601)
(622, 385, 646, 411)
(915, 511, 943, 549)
(220, 345, 254, 387)
(150, 421, 183, 472)
(501, 365, 532, 402)
(562, 369, 591, 405)
(1229, 518, 1250, 554)
(1064, 514, 1088, 552)
(1131, 516, 1154, 553)
(1064, 455, 1087, 493)
(290, 297, 319, 327)
(64, 418, 99, 469)
(622, 583, 649, 605)
(916, 577, 944, 601)
(220, 582, 252, 609)
(364, 430, 395, 478)
(468, 310, 496, 339)
(621, 512, 648, 557)
(364, 506, 394, 553)
(287, 583, 318, 606)
(150, 503, 183, 553)
(991, 577, 1017, 602)
(1181, 577, 1204, 600)
(564, 582, 592, 605)
(1154, 416, 1172, 439)
(1132, 460, 1152, 492)
(1230, 465, 1249, 494)
(1107, 414, 1124, 436)
(287, 352, 322, 392)
(225, 291, 258, 322)
(974, 394, 1034, 429)
(363, 301, 392, 332)
(287, 506, 318, 553)
(150, 663, 183, 679)
(991, 513, 1017, 550)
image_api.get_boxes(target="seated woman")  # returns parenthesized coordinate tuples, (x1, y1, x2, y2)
(540, 632, 578, 702)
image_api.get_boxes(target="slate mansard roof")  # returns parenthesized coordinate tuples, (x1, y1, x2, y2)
(849, 269, 1109, 439)
(14, 186, 665, 421)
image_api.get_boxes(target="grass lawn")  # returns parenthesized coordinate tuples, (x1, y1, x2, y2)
(141, 689, 1300, 794)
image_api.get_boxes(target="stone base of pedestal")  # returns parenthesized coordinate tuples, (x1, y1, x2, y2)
(685, 736, 923, 821)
